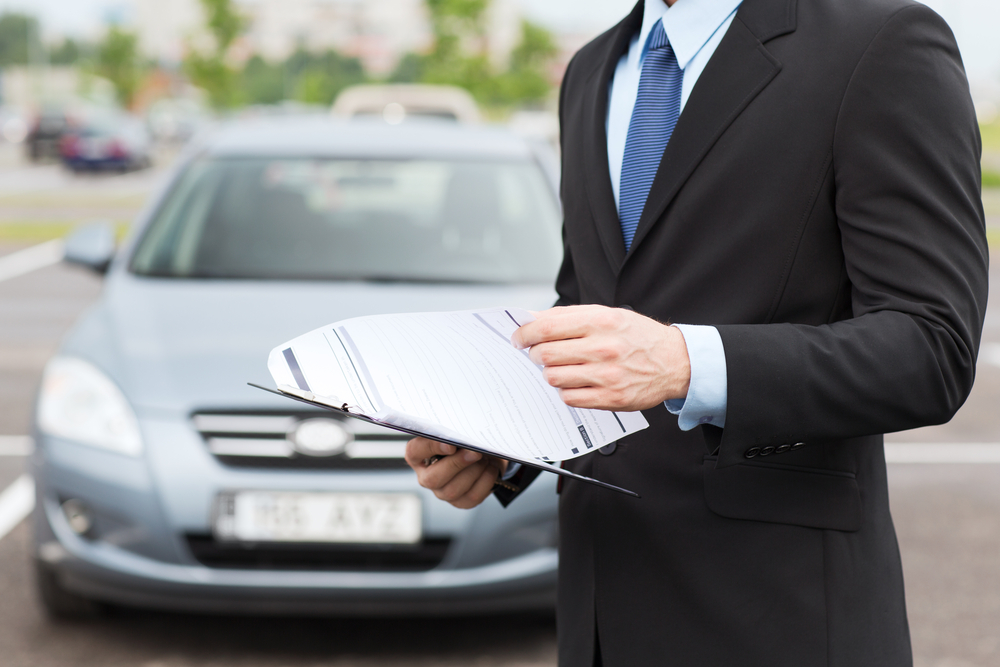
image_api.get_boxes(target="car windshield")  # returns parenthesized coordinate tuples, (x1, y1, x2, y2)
(130, 156, 562, 284)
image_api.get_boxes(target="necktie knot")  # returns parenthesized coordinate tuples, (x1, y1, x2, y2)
(647, 19, 670, 52)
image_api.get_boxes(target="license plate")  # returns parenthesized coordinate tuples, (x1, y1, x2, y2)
(214, 491, 422, 544)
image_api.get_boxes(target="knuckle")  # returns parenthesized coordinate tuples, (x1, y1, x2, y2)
(594, 310, 617, 329)
(604, 365, 625, 386)
(594, 343, 617, 362)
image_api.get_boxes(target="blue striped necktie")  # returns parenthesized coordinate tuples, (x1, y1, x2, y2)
(619, 19, 683, 251)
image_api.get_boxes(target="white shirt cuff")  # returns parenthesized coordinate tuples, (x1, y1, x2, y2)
(664, 324, 728, 430)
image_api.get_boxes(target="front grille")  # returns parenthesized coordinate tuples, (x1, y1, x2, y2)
(193, 411, 411, 469)
(184, 534, 451, 571)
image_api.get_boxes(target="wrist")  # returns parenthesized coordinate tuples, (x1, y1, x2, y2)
(659, 324, 691, 401)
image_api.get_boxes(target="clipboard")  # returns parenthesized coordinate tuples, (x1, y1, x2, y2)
(249, 383, 639, 498)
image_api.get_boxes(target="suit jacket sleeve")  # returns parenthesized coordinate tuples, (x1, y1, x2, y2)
(714, 6, 988, 468)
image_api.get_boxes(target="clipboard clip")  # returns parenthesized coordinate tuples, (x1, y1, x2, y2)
(276, 384, 364, 414)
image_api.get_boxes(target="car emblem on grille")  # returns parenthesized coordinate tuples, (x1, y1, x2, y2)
(289, 418, 351, 457)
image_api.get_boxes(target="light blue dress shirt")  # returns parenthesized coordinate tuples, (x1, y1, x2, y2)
(608, 0, 741, 431)
(505, 1, 739, 482)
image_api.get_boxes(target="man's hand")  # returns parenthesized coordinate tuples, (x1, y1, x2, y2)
(404, 437, 508, 509)
(511, 305, 691, 412)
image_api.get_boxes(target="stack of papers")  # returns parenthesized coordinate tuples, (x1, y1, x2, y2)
(264, 307, 648, 495)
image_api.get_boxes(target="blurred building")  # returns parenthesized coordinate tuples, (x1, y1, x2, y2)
(131, 0, 524, 76)
(0, 67, 116, 110)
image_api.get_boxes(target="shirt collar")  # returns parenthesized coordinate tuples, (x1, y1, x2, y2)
(637, 0, 743, 71)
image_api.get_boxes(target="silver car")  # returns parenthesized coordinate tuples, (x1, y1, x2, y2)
(30, 118, 563, 616)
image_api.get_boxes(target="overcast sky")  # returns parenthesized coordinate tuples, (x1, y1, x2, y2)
(0, 0, 997, 88)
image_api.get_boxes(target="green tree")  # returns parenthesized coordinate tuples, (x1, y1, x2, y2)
(95, 26, 141, 106)
(398, 1, 557, 108)
(240, 55, 284, 104)
(388, 53, 425, 83)
(494, 20, 557, 105)
(184, 0, 245, 108)
(50, 38, 84, 65)
(240, 49, 366, 106)
(0, 12, 39, 67)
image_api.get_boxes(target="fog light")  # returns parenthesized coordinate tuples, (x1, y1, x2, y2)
(61, 499, 92, 536)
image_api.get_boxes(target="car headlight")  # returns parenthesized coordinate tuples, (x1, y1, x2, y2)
(38, 357, 143, 456)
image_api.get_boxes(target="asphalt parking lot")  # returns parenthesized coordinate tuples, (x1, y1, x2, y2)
(0, 145, 998, 666)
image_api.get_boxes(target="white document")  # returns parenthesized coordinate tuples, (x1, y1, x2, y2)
(268, 307, 648, 464)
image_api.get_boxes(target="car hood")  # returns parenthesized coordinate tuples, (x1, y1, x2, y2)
(62, 274, 558, 416)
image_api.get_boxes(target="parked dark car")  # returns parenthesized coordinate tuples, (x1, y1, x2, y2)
(60, 114, 152, 172)
(26, 107, 69, 161)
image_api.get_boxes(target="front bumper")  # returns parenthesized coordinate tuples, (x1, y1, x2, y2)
(36, 506, 557, 615)
(32, 431, 558, 615)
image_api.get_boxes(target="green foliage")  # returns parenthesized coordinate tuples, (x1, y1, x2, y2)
(981, 121, 1000, 153)
(95, 26, 141, 106)
(511, 20, 556, 74)
(983, 168, 1000, 189)
(389, 53, 425, 83)
(185, 52, 239, 108)
(201, 0, 244, 52)
(397, 1, 557, 108)
(0, 12, 38, 66)
(183, 0, 246, 109)
(49, 38, 84, 65)
(496, 20, 557, 105)
(240, 55, 285, 104)
(426, 0, 489, 36)
(239, 49, 366, 106)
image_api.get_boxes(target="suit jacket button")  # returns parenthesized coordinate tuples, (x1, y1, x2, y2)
(791, 442, 805, 450)
(759, 446, 775, 456)
(599, 442, 617, 455)
(744, 447, 761, 459)
(775, 444, 791, 454)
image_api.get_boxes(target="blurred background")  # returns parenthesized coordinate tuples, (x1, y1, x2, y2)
(0, 1, 997, 666)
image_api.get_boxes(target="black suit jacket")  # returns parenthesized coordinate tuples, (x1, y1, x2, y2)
(499, 0, 988, 665)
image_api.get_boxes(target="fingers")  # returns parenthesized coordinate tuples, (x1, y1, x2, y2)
(404, 437, 488, 494)
(512, 305, 612, 349)
(433, 458, 498, 508)
(558, 387, 624, 410)
(528, 335, 626, 367)
(421, 448, 485, 489)
(543, 362, 621, 390)
(450, 462, 503, 510)
(404, 437, 457, 469)
(405, 439, 507, 509)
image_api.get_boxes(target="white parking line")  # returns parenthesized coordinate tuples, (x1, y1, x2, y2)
(981, 343, 1000, 369)
(0, 475, 34, 542)
(0, 436, 33, 456)
(885, 442, 1000, 463)
(0, 441, 993, 544)
(0, 240, 64, 284)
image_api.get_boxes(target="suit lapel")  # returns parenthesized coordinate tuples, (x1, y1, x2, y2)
(581, 1, 644, 274)
(624, 0, 797, 263)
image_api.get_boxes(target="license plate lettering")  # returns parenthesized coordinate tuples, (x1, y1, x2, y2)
(217, 491, 422, 544)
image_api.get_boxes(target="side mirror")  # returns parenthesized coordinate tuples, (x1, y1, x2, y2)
(63, 222, 117, 274)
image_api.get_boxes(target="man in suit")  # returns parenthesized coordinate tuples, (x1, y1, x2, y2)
(405, 0, 988, 664)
